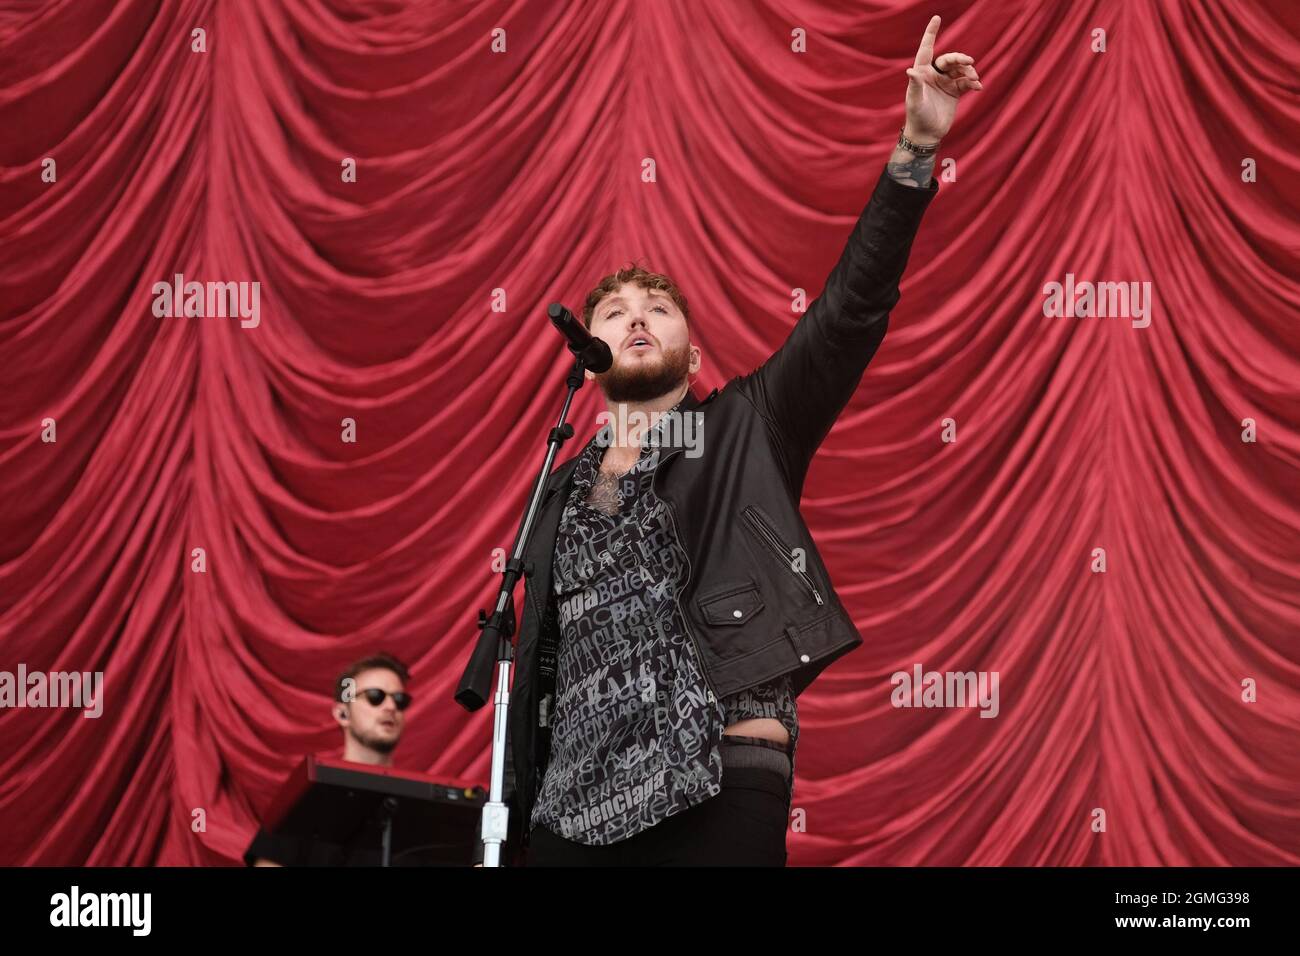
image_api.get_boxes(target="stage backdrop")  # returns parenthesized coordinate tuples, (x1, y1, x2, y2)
(1, 0, 1297, 866)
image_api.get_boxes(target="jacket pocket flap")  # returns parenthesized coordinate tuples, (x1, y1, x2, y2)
(698, 583, 765, 626)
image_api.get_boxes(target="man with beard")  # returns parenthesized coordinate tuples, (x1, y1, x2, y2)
(244, 653, 413, 866)
(477, 15, 981, 866)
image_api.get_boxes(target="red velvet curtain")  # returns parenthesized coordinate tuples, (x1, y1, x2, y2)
(2, 0, 1297, 866)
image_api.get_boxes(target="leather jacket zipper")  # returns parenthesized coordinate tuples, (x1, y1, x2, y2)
(742, 506, 823, 606)
(652, 456, 717, 707)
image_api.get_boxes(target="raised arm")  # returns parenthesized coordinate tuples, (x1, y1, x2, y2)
(888, 14, 982, 189)
(739, 15, 981, 490)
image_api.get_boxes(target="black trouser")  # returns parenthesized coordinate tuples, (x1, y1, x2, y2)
(527, 739, 791, 866)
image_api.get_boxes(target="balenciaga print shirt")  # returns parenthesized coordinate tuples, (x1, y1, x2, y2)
(528, 397, 799, 845)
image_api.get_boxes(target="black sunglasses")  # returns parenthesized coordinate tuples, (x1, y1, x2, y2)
(356, 688, 412, 710)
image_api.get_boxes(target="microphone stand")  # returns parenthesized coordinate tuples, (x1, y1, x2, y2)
(378, 796, 398, 867)
(455, 328, 598, 867)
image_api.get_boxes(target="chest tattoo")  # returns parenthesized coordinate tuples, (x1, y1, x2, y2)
(584, 470, 623, 515)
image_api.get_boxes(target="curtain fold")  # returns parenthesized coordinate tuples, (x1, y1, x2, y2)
(1, 0, 1297, 866)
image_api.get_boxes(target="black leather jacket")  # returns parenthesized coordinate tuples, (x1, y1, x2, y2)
(487, 168, 938, 864)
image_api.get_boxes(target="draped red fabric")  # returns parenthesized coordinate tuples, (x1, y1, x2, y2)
(1, 0, 1297, 867)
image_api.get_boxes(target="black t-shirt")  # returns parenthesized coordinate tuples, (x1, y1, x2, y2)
(244, 821, 384, 866)
(243, 808, 444, 866)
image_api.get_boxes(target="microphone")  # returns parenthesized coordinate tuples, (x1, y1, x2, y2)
(548, 302, 613, 372)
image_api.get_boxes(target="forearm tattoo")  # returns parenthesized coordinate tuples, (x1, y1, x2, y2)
(886, 146, 936, 189)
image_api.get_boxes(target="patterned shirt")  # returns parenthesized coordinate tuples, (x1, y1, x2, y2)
(528, 397, 799, 845)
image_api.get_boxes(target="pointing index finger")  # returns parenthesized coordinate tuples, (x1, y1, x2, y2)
(913, 15, 940, 68)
